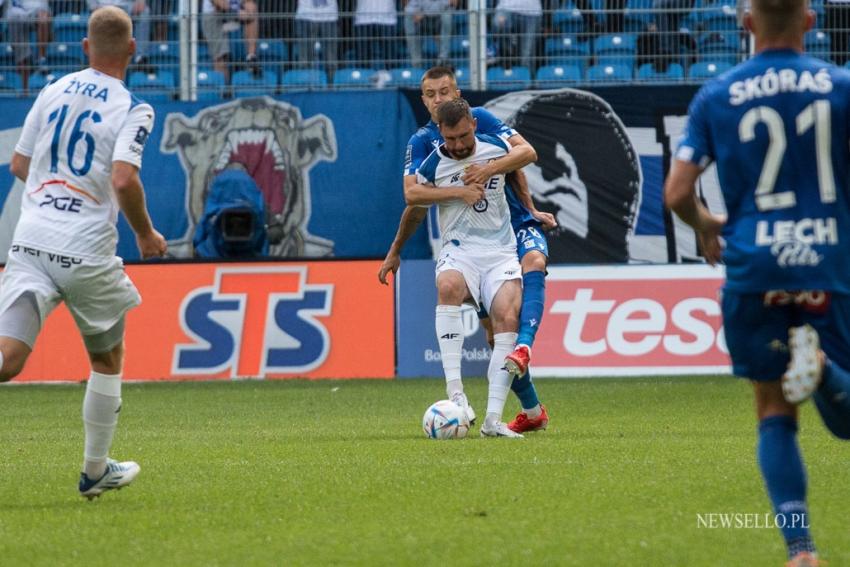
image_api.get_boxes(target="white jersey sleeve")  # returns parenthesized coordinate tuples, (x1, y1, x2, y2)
(14, 91, 46, 158)
(112, 103, 154, 169)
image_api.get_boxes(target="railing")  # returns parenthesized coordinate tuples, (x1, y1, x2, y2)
(0, 1, 839, 99)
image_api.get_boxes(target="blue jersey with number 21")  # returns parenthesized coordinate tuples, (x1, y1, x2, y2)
(677, 49, 850, 293)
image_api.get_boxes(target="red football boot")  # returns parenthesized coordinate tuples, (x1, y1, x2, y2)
(508, 404, 549, 433)
(504, 344, 531, 377)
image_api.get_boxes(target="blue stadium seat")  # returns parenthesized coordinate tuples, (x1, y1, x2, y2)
(637, 62, 685, 81)
(0, 43, 15, 68)
(53, 13, 87, 44)
(624, 0, 654, 32)
(593, 33, 638, 67)
(552, 2, 584, 34)
(47, 42, 85, 70)
(0, 71, 24, 94)
(196, 69, 225, 101)
(697, 31, 740, 64)
(128, 70, 175, 102)
(280, 69, 327, 90)
(28, 71, 66, 91)
(150, 42, 180, 68)
(545, 35, 590, 69)
(450, 37, 471, 59)
(233, 69, 279, 96)
(454, 66, 471, 88)
(702, 2, 738, 32)
(805, 30, 831, 61)
(687, 61, 732, 80)
(421, 38, 439, 59)
(586, 63, 632, 82)
(333, 67, 375, 88)
(535, 64, 582, 87)
(388, 67, 425, 88)
(454, 13, 468, 35)
(257, 39, 287, 63)
(486, 66, 532, 90)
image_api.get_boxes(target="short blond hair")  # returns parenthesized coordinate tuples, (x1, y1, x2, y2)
(87, 6, 133, 58)
(751, 0, 807, 38)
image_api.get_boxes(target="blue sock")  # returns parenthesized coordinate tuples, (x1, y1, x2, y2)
(757, 415, 815, 558)
(813, 361, 850, 440)
(517, 271, 545, 348)
(510, 371, 540, 411)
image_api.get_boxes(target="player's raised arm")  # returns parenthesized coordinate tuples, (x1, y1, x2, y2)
(663, 159, 724, 265)
(378, 198, 429, 285)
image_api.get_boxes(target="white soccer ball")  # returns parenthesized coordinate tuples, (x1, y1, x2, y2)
(422, 399, 470, 439)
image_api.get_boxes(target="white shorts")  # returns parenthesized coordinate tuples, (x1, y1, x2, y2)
(435, 244, 521, 313)
(0, 245, 141, 347)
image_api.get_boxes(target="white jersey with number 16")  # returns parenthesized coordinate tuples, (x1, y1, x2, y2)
(13, 67, 155, 260)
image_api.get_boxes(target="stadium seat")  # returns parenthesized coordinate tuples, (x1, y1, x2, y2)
(593, 33, 637, 67)
(0, 43, 15, 68)
(196, 69, 226, 102)
(552, 2, 584, 34)
(544, 35, 590, 69)
(535, 64, 582, 87)
(280, 69, 327, 90)
(0, 71, 23, 94)
(450, 37, 471, 60)
(687, 61, 732, 80)
(454, 66, 471, 88)
(637, 62, 685, 81)
(486, 66, 532, 90)
(388, 67, 425, 88)
(454, 12, 468, 35)
(47, 42, 85, 71)
(150, 42, 180, 68)
(128, 70, 175, 102)
(53, 12, 87, 44)
(256, 39, 287, 63)
(28, 71, 66, 91)
(804, 30, 831, 61)
(697, 31, 741, 64)
(702, 2, 738, 32)
(233, 69, 279, 96)
(586, 63, 632, 82)
(624, 0, 654, 32)
(333, 67, 375, 88)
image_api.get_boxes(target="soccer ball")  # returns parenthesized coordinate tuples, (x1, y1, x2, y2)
(422, 399, 470, 439)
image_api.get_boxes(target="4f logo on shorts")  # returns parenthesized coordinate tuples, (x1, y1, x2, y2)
(173, 266, 333, 377)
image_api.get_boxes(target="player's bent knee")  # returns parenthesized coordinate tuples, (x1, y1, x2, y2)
(521, 253, 547, 274)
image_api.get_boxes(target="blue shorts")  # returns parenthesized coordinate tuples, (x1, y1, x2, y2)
(722, 290, 850, 381)
(515, 222, 549, 262)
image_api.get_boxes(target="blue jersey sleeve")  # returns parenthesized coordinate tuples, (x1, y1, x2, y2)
(404, 129, 433, 176)
(675, 85, 715, 167)
(417, 149, 440, 184)
(472, 107, 517, 139)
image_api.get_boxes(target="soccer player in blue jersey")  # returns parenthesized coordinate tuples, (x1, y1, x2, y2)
(665, 0, 850, 564)
(378, 66, 554, 433)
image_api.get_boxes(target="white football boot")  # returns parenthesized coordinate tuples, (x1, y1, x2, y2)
(450, 391, 476, 425)
(782, 324, 824, 404)
(79, 458, 141, 500)
(480, 420, 524, 438)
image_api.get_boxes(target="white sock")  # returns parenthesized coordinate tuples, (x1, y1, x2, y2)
(436, 305, 464, 386)
(525, 404, 543, 419)
(446, 379, 464, 398)
(485, 332, 516, 427)
(82, 371, 122, 479)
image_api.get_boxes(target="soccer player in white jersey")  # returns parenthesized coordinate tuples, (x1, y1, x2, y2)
(411, 98, 535, 438)
(1, 6, 167, 499)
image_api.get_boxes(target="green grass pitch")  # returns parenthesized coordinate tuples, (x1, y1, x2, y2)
(1, 376, 847, 566)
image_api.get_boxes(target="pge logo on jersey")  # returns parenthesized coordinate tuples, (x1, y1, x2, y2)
(172, 266, 333, 377)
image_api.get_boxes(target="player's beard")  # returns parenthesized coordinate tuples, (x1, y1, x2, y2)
(448, 143, 474, 160)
